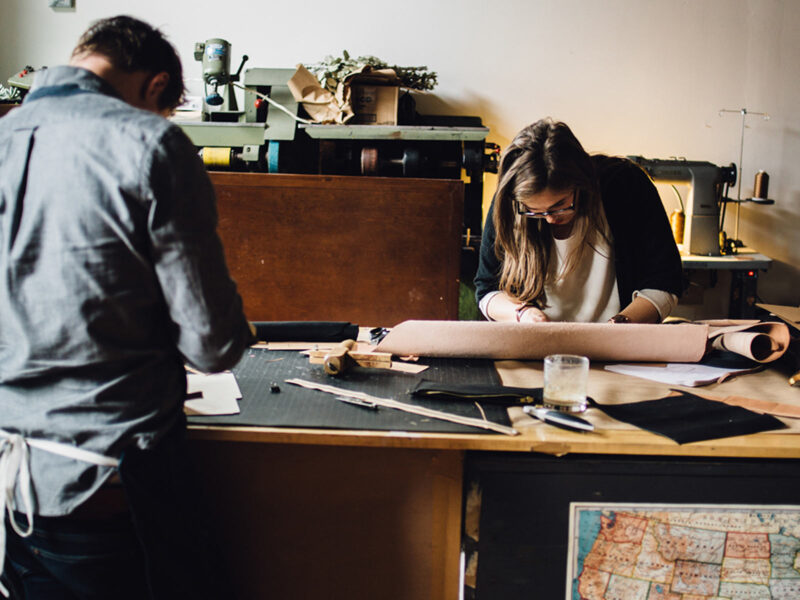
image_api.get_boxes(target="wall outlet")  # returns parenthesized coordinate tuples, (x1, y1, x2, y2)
(49, 0, 75, 8)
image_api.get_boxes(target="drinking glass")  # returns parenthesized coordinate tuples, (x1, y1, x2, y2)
(543, 354, 589, 413)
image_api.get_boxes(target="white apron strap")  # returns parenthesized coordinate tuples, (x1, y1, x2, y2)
(0, 428, 119, 597)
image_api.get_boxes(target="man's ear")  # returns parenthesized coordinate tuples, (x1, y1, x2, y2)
(142, 71, 169, 111)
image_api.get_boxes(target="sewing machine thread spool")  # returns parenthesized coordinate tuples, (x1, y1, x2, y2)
(754, 170, 769, 199)
(670, 210, 685, 244)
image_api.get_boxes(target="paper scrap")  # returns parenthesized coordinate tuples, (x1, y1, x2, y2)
(389, 362, 428, 374)
(288, 63, 400, 124)
(757, 303, 800, 331)
(706, 393, 800, 419)
(269, 342, 339, 351)
(184, 372, 241, 416)
(604, 363, 755, 387)
(288, 64, 351, 124)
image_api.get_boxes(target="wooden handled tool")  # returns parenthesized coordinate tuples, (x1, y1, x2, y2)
(307, 339, 392, 376)
(323, 339, 357, 375)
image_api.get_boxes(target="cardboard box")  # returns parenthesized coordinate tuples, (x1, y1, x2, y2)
(350, 84, 398, 125)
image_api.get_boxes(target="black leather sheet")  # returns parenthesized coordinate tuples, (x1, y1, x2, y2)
(591, 391, 785, 443)
(252, 321, 358, 342)
(411, 380, 543, 405)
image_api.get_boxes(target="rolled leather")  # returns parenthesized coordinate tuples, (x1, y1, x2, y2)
(377, 321, 709, 362)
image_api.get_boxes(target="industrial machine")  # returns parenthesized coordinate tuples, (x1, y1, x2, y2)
(194, 39, 248, 117)
(628, 156, 737, 256)
(173, 40, 499, 236)
(5, 65, 37, 93)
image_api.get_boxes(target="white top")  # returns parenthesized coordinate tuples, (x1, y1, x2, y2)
(478, 228, 678, 322)
(543, 231, 620, 322)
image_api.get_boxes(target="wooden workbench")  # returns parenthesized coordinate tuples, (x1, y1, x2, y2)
(187, 357, 800, 599)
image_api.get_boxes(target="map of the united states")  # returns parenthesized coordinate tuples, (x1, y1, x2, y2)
(569, 504, 800, 599)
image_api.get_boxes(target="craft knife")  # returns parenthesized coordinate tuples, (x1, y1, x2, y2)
(523, 406, 595, 432)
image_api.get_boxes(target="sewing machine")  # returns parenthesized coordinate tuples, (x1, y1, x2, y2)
(628, 156, 736, 256)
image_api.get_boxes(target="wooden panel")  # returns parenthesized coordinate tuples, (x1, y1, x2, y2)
(189, 441, 464, 600)
(211, 173, 463, 326)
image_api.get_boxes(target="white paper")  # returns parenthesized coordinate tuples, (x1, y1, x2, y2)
(604, 363, 752, 387)
(184, 371, 242, 416)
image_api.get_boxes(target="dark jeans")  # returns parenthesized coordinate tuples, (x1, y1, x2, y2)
(3, 420, 234, 600)
(5, 511, 148, 600)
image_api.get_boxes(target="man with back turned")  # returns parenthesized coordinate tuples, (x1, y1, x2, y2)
(0, 15, 253, 598)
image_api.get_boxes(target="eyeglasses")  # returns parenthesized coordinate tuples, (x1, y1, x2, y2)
(517, 190, 577, 219)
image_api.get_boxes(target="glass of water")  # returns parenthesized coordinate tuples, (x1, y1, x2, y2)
(543, 354, 590, 413)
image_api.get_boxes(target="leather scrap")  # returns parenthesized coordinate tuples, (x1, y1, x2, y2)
(589, 391, 786, 444)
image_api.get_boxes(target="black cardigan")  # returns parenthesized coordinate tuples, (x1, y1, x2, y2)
(474, 155, 684, 311)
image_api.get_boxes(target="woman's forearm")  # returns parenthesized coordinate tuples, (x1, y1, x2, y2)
(613, 295, 661, 323)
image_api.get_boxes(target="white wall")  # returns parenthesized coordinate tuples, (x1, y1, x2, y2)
(3, 0, 798, 311)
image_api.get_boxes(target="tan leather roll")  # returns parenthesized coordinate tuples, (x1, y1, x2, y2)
(377, 321, 710, 363)
(705, 320, 790, 363)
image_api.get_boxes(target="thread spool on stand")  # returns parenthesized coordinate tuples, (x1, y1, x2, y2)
(744, 169, 774, 206)
(753, 170, 769, 201)
(667, 184, 685, 245)
(670, 210, 685, 244)
(718, 108, 771, 240)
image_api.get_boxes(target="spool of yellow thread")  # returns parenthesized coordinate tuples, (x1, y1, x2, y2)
(201, 147, 233, 168)
(670, 210, 685, 245)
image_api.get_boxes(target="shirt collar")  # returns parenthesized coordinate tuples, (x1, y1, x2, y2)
(28, 65, 123, 101)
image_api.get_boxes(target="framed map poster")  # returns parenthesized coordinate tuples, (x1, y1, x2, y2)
(568, 503, 800, 600)
(466, 454, 800, 599)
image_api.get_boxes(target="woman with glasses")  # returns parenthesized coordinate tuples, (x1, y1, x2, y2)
(474, 119, 683, 324)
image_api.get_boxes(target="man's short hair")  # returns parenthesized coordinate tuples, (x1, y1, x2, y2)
(72, 15, 185, 111)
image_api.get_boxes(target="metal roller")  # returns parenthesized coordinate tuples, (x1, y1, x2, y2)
(361, 147, 379, 176)
(267, 140, 280, 173)
(318, 141, 336, 174)
(401, 148, 421, 177)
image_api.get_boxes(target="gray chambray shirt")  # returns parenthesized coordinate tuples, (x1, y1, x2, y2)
(0, 66, 253, 516)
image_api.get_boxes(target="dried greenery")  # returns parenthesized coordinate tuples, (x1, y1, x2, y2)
(305, 50, 438, 93)
(0, 83, 22, 102)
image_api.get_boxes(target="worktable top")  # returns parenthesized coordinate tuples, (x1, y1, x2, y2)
(189, 356, 800, 460)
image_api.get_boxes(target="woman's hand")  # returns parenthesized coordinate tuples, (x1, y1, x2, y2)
(485, 292, 549, 322)
(517, 305, 549, 323)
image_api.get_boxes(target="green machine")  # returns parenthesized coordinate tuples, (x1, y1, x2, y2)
(174, 39, 299, 173)
(4, 66, 37, 96)
(174, 38, 499, 237)
(195, 38, 243, 113)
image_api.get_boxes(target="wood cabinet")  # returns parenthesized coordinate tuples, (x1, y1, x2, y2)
(211, 173, 463, 327)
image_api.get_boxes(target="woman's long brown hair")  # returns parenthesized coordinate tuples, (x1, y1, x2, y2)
(493, 119, 610, 308)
